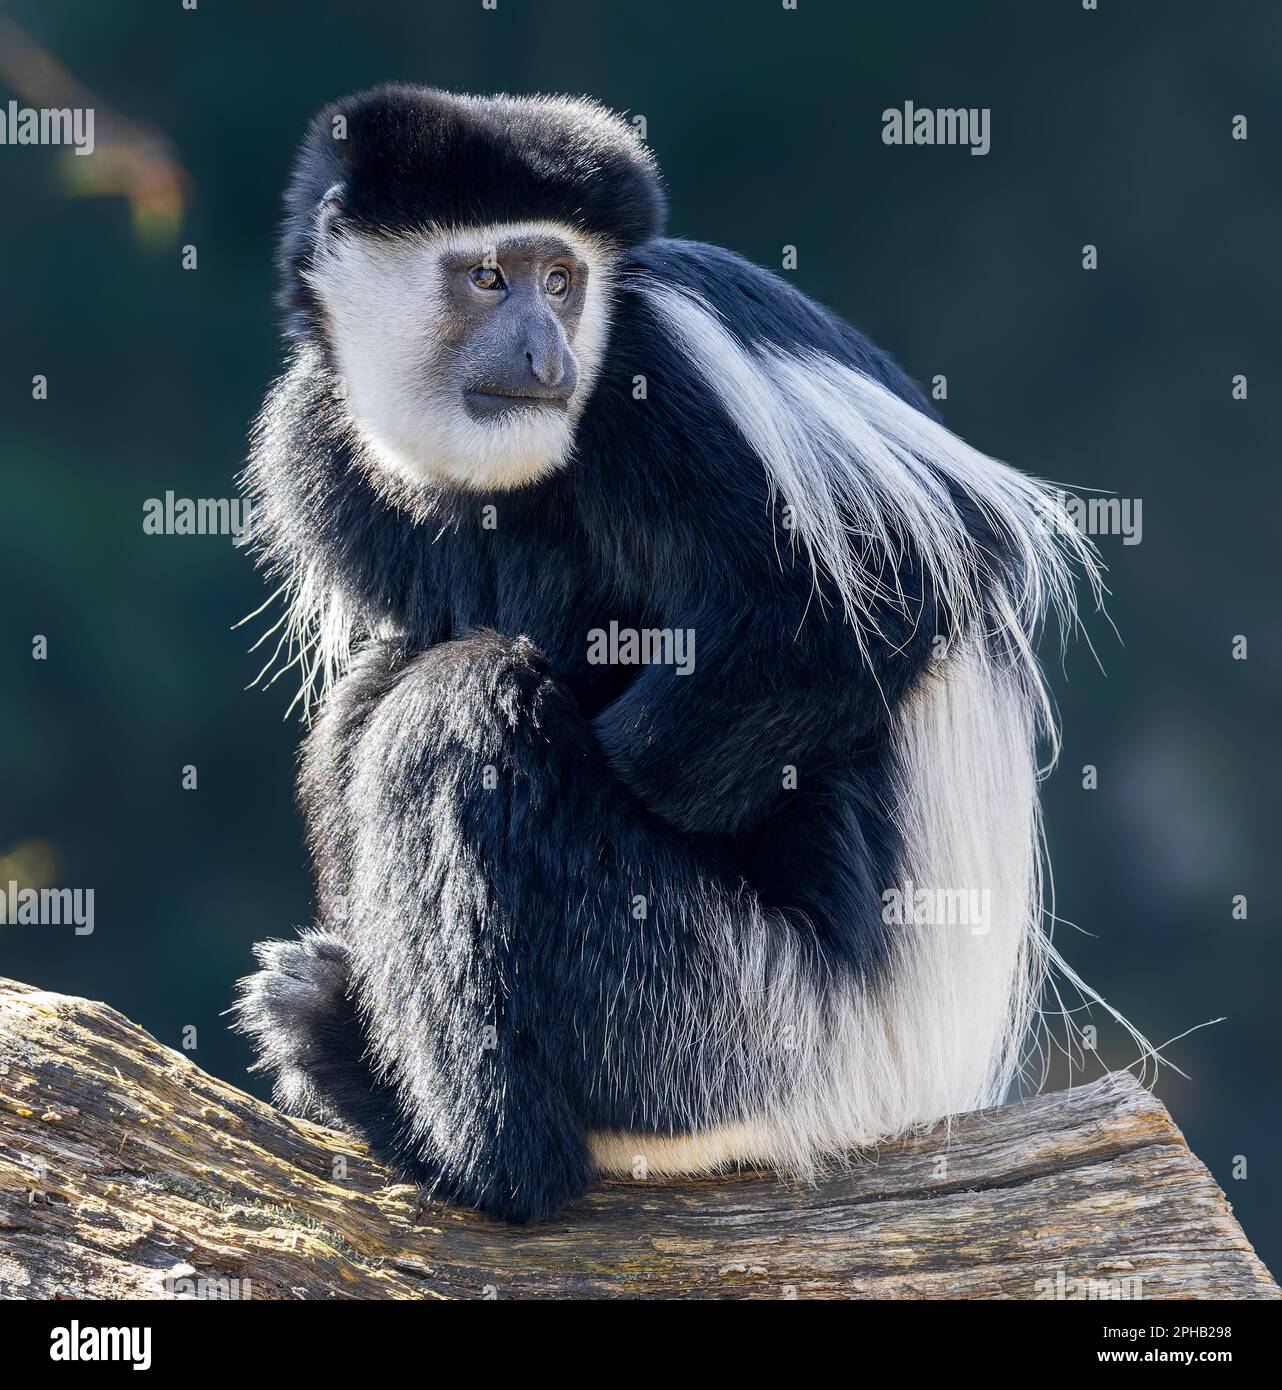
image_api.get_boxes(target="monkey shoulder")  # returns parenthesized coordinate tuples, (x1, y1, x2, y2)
(572, 239, 937, 652)
(621, 237, 935, 416)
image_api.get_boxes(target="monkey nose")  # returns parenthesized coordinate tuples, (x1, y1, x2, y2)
(526, 344, 565, 388)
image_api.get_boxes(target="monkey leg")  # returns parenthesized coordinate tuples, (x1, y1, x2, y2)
(350, 630, 806, 1222)
(233, 640, 453, 1179)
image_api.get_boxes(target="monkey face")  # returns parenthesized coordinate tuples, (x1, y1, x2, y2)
(447, 235, 585, 420)
(305, 217, 614, 493)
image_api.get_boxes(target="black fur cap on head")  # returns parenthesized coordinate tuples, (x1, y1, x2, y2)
(278, 84, 666, 333)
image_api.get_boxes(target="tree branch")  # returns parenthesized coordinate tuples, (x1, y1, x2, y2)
(0, 976, 1275, 1300)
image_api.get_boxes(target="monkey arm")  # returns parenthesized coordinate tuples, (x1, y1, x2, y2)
(590, 601, 929, 839)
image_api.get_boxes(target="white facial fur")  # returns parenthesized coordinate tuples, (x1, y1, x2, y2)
(305, 219, 614, 492)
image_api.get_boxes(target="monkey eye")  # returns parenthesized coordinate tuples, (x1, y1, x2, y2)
(544, 267, 570, 298)
(469, 265, 504, 292)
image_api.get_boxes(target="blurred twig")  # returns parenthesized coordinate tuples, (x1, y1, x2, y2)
(0, 12, 191, 242)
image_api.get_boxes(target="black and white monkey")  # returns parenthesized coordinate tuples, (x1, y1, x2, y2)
(235, 85, 1109, 1222)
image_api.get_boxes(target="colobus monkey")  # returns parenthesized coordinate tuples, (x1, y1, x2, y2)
(235, 85, 1105, 1223)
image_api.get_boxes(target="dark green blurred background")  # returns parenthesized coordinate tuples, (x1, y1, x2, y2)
(2, 1, 1278, 1267)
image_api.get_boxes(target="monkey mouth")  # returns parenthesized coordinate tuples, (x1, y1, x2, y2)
(464, 388, 572, 419)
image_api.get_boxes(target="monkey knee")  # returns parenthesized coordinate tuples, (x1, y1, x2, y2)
(422, 630, 551, 725)
(369, 630, 582, 778)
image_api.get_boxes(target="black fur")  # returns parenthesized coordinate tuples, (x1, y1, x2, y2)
(236, 87, 1003, 1222)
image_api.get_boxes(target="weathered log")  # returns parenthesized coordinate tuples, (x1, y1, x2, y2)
(0, 975, 1274, 1300)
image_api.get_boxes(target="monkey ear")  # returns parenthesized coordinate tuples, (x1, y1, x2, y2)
(313, 182, 345, 239)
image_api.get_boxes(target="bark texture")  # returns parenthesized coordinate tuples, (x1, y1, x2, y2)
(0, 976, 1275, 1300)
